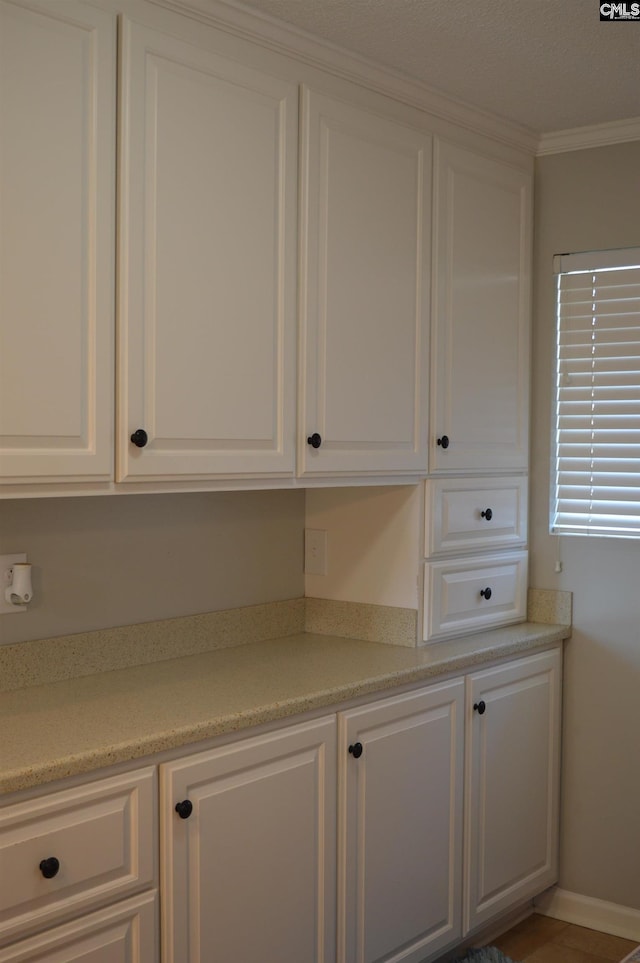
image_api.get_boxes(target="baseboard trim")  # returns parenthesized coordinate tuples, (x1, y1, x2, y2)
(534, 887, 640, 941)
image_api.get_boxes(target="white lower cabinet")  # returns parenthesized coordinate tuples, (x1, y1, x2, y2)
(0, 767, 158, 962)
(160, 716, 337, 963)
(338, 681, 465, 963)
(464, 648, 562, 934)
(0, 648, 561, 962)
(159, 649, 561, 962)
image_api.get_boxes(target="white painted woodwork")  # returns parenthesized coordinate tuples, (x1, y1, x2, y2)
(0, 768, 155, 947)
(423, 551, 528, 641)
(465, 648, 562, 933)
(425, 476, 528, 556)
(0, 0, 115, 483)
(299, 87, 431, 476)
(431, 141, 531, 472)
(118, 19, 298, 481)
(0, 892, 157, 963)
(339, 680, 464, 963)
(161, 716, 336, 963)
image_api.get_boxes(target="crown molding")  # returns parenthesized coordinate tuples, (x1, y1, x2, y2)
(538, 116, 640, 155)
(148, 0, 539, 155)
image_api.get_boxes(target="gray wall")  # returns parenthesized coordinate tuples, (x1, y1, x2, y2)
(0, 489, 305, 646)
(531, 141, 640, 910)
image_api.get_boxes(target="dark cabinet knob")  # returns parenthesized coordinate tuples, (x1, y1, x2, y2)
(480, 587, 492, 600)
(307, 433, 322, 449)
(473, 701, 486, 715)
(175, 799, 193, 819)
(436, 435, 449, 449)
(481, 508, 493, 521)
(39, 857, 60, 879)
(348, 742, 363, 759)
(130, 429, 148, 448)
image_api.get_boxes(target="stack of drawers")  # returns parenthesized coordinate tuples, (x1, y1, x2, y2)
(0, 768, 157, 962)
(422, 476, 528, 641)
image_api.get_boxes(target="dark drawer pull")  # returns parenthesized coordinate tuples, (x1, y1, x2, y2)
(436, 435, 449, 449)
(348, 742, 363, 759)
(474, 701, 486, 715)
(481, 508, 493, 521)
(480, 587, 492, 600)
(39, 857, 60, 879)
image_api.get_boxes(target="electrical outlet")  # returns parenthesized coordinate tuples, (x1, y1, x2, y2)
(0, 554, 27, 615)
(304, 529, 327, 576)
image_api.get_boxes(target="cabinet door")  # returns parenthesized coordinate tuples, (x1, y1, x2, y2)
(118, 20, 297, 481)
(0, 893, 157, 963)
(161, 717, 336, 963)
(465, 648, 561, 933)
(339, 680, 464, 963)
(431, 141, 531, 472)
(0, 0, 115, 485)
(299, 88, 431, 477)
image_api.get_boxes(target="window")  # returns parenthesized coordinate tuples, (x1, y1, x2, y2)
(552, 247, 640, 537)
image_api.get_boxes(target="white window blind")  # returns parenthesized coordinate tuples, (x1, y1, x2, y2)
(552, 248, 640, 537)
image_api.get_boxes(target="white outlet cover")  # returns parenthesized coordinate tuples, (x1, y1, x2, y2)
(0, 554, 28, 615)
(304, 529, 327, 576)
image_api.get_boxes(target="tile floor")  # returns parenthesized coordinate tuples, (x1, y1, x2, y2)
(492, 913, 638, 963)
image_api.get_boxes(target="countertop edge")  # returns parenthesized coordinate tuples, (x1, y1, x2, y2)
(0, 623, 570, 796)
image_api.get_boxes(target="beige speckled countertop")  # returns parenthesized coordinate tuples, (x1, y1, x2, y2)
(0, 621, 569, 796)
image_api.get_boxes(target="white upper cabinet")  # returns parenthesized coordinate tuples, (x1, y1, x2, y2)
(0, 2, 534, 495)
(431, 141, 532, 473)
(299, 88, 431, 477)
(0, 0, 115, 485)
(117, 19, 298, 482)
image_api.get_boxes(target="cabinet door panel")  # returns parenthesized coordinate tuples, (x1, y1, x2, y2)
(465, 649, 561, 932)
(431, 142, 531, 472)
(161, 717, 336, 963)
(300, 88, 431, 476)
(118, 21, 297, 480)
(339, 681, 464, 963)
(0, 0, 115, 483)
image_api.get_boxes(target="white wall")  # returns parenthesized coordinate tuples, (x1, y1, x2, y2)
(0, 489, 305, 646)
(530, 141, 640, 911)
(304, 485, 421, 609)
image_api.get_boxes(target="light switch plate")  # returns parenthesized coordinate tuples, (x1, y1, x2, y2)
(0, 554, 27, 614)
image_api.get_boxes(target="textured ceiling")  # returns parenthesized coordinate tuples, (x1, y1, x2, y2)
(234, 0, 640, 134)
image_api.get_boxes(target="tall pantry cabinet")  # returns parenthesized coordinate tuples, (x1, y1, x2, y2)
(422, 140, 532, 641)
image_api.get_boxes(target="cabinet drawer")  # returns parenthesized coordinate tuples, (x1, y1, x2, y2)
(0, 768, 156, 945)
(425, 476, 527, 556)
(423, 551, 527, 641)
(0, 891, 157, 963)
